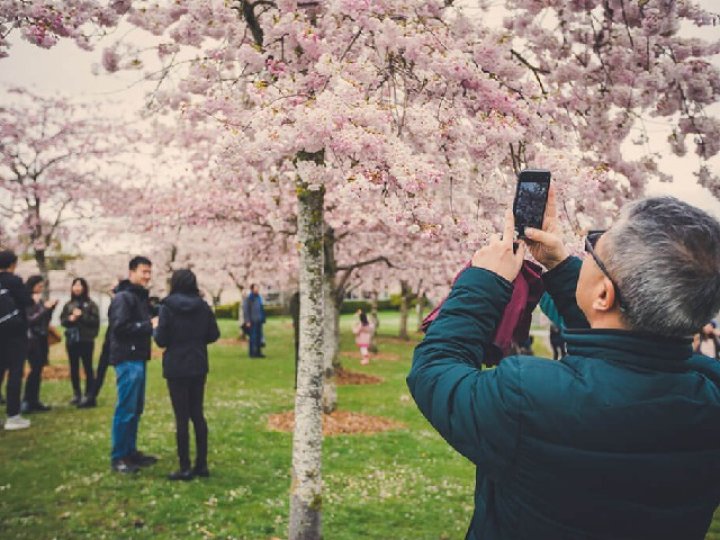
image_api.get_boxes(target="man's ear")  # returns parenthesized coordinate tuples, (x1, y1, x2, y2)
(592, 278, 618, 312)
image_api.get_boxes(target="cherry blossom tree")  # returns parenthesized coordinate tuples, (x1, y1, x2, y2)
(0, 86, 133, 294)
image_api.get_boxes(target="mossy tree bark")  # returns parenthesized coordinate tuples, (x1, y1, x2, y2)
(289, 152, 326, 540)
(322, 224, 338, 414)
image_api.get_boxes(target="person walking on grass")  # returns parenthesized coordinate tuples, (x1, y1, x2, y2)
(352, 309, 375, 365)
(108, 256, 159, 474)
(154, 269, 220, 481)
(408, 191, 720, 540)
(60, 278, 100, 408)
(22, 275, 57, 414)
(242, 283, 266, 358)
(0, 250, 34, 430)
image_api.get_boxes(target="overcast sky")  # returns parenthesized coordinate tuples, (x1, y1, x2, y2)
(1, 1, 719, 222)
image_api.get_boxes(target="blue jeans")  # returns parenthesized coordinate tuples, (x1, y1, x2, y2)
(249, 323, 264, 357)
(111, 361, 146, 461)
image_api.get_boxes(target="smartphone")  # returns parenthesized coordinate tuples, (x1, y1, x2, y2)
(513, 169, 551, 238)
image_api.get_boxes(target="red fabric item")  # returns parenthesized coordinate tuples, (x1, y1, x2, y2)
(421, 260, 545, 367)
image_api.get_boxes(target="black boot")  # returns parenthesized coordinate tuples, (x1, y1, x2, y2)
(77, 396, 96, 408)
(168, 469, 194, 481)
(193, 464, 210, 478)
(69, 394, 81, 406)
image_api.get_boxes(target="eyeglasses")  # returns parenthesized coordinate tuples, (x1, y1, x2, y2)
(584, 230, 625, 311)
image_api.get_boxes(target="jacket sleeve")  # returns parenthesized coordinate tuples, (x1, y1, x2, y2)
(206, 307, 221, 344)
(26, 302, 48, 324)
(60, 302, 74, 328)
(110, 292, 152, 340)
(542, 256, 590, 330)
(407, 267, 522, 476)
(153, 305, 171, 348)
(80, 301, 100, 333)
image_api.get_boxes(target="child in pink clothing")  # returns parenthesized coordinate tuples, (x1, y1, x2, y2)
(352, 309, 375, 365)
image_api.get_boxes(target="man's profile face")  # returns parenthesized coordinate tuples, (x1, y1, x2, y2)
(129, 264, 152, 288)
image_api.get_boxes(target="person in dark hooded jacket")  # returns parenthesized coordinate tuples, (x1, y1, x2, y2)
(154, 269, 220, 481)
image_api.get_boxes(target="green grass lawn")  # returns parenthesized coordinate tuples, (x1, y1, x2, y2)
(1, 313, 719, 539)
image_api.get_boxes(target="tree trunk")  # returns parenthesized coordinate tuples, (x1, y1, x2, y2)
(34, 248, 50, 300)
(321, 224, 340, 414)
(322, 276, 339, 414)
(416, 293, 425, 331)
(288, 175, 325, 540)
(399, 280, 410, 341)
(369, 291, 379, 353)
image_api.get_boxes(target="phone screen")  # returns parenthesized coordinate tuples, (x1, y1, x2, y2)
(513, 170, 551, 237)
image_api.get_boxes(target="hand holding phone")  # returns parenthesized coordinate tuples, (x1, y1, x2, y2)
(521, 180, 570, 270)
(513, 169, 551, 238)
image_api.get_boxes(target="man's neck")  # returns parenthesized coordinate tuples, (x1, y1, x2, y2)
(588, 312, 628, 331)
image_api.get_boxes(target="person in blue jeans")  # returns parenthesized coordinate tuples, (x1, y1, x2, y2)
(107, 256, 159, 474)
(242, 284, 266, 358)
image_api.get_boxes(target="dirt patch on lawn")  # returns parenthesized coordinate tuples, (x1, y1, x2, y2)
(335, 367, 383, 386)
(23, 364, 73, 381)
(267, 410, 405, 436)
(340, 350, 403, 363)
(217, 337, 247, 346)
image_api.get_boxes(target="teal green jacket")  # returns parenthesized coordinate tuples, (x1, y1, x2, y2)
(408, 257, 720, 540)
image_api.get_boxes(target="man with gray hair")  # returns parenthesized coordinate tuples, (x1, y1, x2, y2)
(408, 189, 720, 540)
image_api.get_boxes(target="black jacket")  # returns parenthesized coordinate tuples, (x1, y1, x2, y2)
(27, 299, 54, 340)
(154, 293, 220, 379)
(0, 271, 33, 340)
(108, 280, 153, 364)
(60, 298, 100, 342)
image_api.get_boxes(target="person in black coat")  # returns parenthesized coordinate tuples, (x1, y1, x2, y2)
(154, 269, 220, 481)
(0, 250, 34, 430)
(60, 278, 100, 407)
(108, 256, 159, 474)
(23, 275, 58, 413)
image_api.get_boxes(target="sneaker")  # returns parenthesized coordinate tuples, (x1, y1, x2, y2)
(77, 397, 96, 409)
(4, 415, 31, 431)
(193, 465, 210, 478)
(128, 451, 158, 467)
(167, 469, 194, 481)
(111, 458, 139, 474)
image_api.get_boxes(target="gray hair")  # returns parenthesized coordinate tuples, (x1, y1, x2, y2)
(604, 197, 720, 337)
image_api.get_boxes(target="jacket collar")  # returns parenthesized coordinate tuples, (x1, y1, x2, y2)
(116, 279, 149, 298)
(563, 328, 693, 372)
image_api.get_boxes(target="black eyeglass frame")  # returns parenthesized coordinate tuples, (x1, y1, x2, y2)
(584, 230, 626, 311)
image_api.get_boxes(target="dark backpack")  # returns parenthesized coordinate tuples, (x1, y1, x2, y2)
(0, 288, 21, 329)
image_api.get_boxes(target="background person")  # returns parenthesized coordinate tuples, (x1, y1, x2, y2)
(694, 320, 720, 360)
(242, 283, 266, 358)
(0, 250, 34, 430)
(22, 275, 57, 414)
(60, 278, 100, 408)
(408, 193, 720, 540)
(108, 256, 159, 474)
(352, 309, 375, 365)
(549, 323, 565, 360)
(154, 269, 220, 481)
(92, 281, 120, 403)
